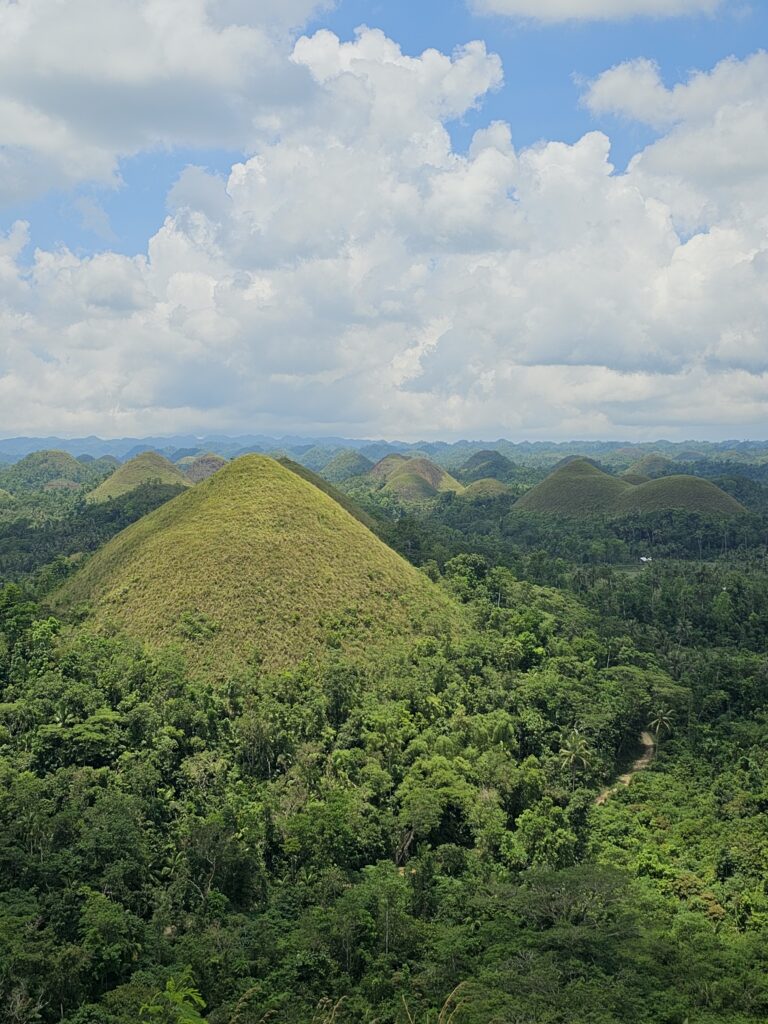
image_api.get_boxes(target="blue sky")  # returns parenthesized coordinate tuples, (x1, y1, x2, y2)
(0, 0, 766, 440)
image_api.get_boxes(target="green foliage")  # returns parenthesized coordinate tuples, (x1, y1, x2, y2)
(1, 461, 767, 1024)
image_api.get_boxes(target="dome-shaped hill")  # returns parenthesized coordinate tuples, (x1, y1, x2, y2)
(86, 452, 191, 504)
(461, 478, 511, 501)
(323, 449, 374, 483)
(628, 453, 676, 479)
(458, 450, 515, 483)
(184, 453, 228, 483)
(515, 459, 631, 515)
(614, 476, 747, 518)
(0, 450, 94, 492)
(53, 456, 460, 674)
(383, 458, 464, 502)
(369, 453, 410, 481)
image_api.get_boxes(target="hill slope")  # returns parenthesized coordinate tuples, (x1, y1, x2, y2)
(515, 459, 632, 515)
(278, 458, 380, 532)
(86, 452, 191, 503)
(54, 456, 460, 673)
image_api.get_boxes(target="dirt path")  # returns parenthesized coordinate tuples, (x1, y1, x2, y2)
(595, 731, 655, 806)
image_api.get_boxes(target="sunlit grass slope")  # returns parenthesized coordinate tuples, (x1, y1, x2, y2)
(515, 459, 632, 515)
(86, 452, 191, 503)
(615, 476, 748, 517)
(54, 456, 461, 674)
(278, 458, 380, 532)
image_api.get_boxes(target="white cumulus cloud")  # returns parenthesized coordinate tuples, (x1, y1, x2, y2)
(0, 0, 330, 201)
(0, 32, 767, 439)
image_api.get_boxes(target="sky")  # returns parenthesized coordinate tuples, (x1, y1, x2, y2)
(0, 0, 767, 441)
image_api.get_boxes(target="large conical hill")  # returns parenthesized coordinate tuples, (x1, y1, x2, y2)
(515, 459, 631, 515)
(86, 452, 191, 504)
(54, 456, 460, 674)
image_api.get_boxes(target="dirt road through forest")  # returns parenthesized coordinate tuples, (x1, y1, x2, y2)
(595, 731, 655, 806)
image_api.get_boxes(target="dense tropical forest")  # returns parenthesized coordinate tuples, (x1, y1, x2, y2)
(1, 439, 768, 1023)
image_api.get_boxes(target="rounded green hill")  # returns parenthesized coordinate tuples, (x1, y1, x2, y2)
(323, 449, 374, 483)
(53, 456, 460, 674)
(461, 478, 511, 500)
(515, 459, 631, 515)
(615, 476, 748, 517)
(515, 459, 747, 519)
(0, 450, 96, 492)
(380, 457, 465, 502)
(628, 453, 676, 478)
(86, 452, 191, 504)
(458, 450, 515, 483)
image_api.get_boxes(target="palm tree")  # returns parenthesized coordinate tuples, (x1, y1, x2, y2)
(648, 708, 675, 747)
(558, 728, 593, 789)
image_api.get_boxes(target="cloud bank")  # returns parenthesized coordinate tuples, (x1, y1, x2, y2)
(469, 0, 720, 23)
(0, 11, 766, 439)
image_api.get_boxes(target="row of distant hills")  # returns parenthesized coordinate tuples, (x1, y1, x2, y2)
(1, 434, 768, 466)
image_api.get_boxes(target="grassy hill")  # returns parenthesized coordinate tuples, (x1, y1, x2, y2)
(86, 452, 191, 504)
(0, 450, 104, 492)
(461, 478, 511, 500)
(615, 476, 748, 517)
(516, 459, 747, 519)
(380, 457, 465, 502)
(620, 472, 650, 485)
(369, 454, 410, 481)
(515, 459, 632, 515)
(628, 453, 677, 478)
(54, 455, 460, 674)
(458, 450, 515, 483)
(184, 453, 228, 483)
(323, 449, 374, 483)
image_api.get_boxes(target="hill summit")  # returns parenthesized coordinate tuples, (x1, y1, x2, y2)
(55, 456, 459, 673)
